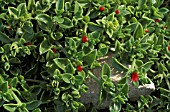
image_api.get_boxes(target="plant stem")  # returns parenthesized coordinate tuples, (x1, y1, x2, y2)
(10, 89, 22, 104)
(84, 24, 88, 33)
(88, 71, 101, 85)
(26, 79, 47, 83)
(163, 73, 170, 90)
(165, 78, 170, 90)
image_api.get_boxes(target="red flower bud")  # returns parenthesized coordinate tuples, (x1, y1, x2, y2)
(25, 42, 32, 46)
(82, 36, 88, 43)
(77, 65, 83, 72)
(131, 72, 139, 82)
(115, 10, 120, 14)
(168, 46, 170, 51)
(145, 29, 149, 33)
(8, 85, 10, 89)
(52, 48, 57, 53)
(99, 6, 105, 11)
(155, 19, 160, 23)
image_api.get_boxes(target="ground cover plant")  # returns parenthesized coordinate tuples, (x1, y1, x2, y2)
(0, 0, 170, 111)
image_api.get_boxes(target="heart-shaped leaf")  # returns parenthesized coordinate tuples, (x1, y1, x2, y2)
(83, 50, 97, 68)
(39, 38, 51, 55)
(35, 14, 53, 32)
(133, 22, 143, 38)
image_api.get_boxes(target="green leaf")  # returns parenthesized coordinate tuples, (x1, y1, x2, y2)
(53, 58, 69, 71)
(0, 47, 4, 53)
(138, 0, 147, 9)
(35, 14, 53, 32)
(46, 50, 56, 61)
(62, 73, 72, 83)
(9, 57, 21, 64)
(160, 87, 170, 94)
(115, 40, 121, 51)
(140, 61, 154, 73)
(75, 75, 84, 86)
(89, 31, 101, 40)
(133, 22, 143, 38)
(110, 101, 121, 112)
(71, 90, 80, 99)
(22, 32, 34, 42)
(159, 7, 169, 14)
(158, 62, 168, 73)
(0, 81, 8, 93)
(17, 3, 27, 17)
(0, 31, 12, 43)
(66, 38, 77, 49)
(3, 104, 18, 112)
(10, 77, 18, 87)
(8, 7, 18, 18)
(121, 83, 129, 95)
(65, 63, 75, 74)
(26, 100, 42, 110)
(59, 17, 73, 29)
(74, 1, 80, 14)
(112, 58, 128, 72)
(39, 38, 51, 55)
(22, 21, 34, 34)
(50, 32, 63, 41)
(126, 23, 137, 33)
(150, 0, 156, 4)
(53, 16, 64, 23)
(106, 28, 114, 38)
(83, 50, 97, 68)
(28, 0, 36, 11)
(32, 108, 41, 112)
(135, 60, 143, 67)
(5, 92, 13, 101)
(98, 89, 108, 106)
(0, 76, 4, 84)
(90, 11, 100, 19)
(140, 17, 153, 26)
(74, 1, 83, 20)
(56, 0, 65, 12)
(88, 22, 103, 32)
(101, 63, 111, 78)
(98, 47, 108, 57)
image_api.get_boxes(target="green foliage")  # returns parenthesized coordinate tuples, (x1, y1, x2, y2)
(0, 0, 170, 111)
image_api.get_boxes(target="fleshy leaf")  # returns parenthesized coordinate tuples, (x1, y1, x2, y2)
(133, 22, 143, 38)
(0, 31, 12, 43)
(26, 100, 42, 110)
(83, 50, 97, 68)
(3, 104, 18, 112)
(35, 14, 53, 32)
(39, 38, 51, 55)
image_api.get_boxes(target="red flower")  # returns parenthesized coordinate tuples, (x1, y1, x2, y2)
(99, 6, 105, 11)
(145, 29, 149, 33)
(8, 85, 10, 89)
(82, 36, 88, 43)
(115, 10, 120, 14)
(77, 65, 83, 72)
(52, 48, 57, 53)
(168, 46, 170, 51)
(131, 72, 138, 82)
(25, 42, 32, 46)
(155, 19, 160, 23)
